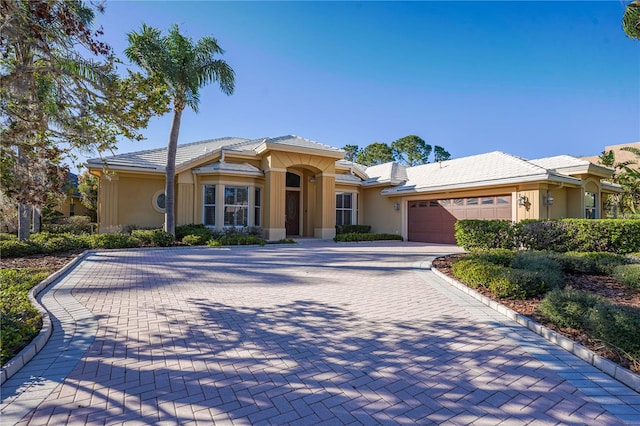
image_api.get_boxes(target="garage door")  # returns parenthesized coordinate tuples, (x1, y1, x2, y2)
(408, 195, 512, 244)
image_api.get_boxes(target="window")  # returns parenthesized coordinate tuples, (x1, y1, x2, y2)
(152, 190, 166, 213)
(429, 200, 439, 207)
(203, 185, 216, 226)
(254, 188, 261, 227)
(336, 193, 353, 226)
(224, 186, 249, 227)
(453, 198, 464, 206)
(497, 196, 510, 204)
(585, 192, 597, 219)
(481, 197, 494, 205)
(439, 199, 451, 206)
(466, 198, 478, 205)
(286, 172, 301, 188)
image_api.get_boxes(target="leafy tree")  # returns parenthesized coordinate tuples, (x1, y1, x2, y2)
(78, 170, 98, 222)
(599, 147, 640, 216)
(391, 135, 432, 166)
(357, 142, 394, 166)
(125, 24, 235, 236)
(434, 145, 452, 162)
(342, 144, 360, 162)
(1, 1, 168, 240)
(623, 1, 640, 40)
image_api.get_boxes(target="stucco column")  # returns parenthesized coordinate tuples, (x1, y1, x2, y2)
(98, 173, 119, 233)
(176, 171, 194, 226)
(314, 173, 336, 239)
(264, 169, 286, 241)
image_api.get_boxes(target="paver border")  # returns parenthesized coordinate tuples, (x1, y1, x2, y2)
(427, 258, 640, 393)
(0, 250, 91, 385)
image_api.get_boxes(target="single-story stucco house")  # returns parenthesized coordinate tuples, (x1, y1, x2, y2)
(87, 135, 621, 244)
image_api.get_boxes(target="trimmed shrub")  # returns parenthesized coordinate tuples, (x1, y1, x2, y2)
(131, 229, 174, 247)
(567, 219, 640, 254)
(516, 220, 572, 252)
(335, 224, 371, 235)
(451, 257, 506, 289)
(454, 220, 516, 251)
(42, 216, 94, 234)
(489, 268, 555, 299)
(1, 269, 48, 365)
(613, 264, 640, 290)
(0, 233, 16, 241)
(551, 252, 630, 275)
(176, 224, 211, 240)
(29, 232, 90, 254)
(538, 288, 604, 329)
(87, 233, 140, 249)
(207, 240, 222, 247)
(584, 304, 640, 360)
(0, 239, 41, 257)
(472, 249, 516, 267)
(182, 234, 209, 246)
(216, 235, 265, 246)
(334, 232, 403, 242)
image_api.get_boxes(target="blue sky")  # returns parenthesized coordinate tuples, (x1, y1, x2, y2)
(86, 0, 639, 169)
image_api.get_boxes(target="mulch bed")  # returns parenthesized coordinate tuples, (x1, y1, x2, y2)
(432, 254, 640, 374)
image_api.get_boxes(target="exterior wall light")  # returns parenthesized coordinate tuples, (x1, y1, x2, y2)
(517, 194, 528, 206)
(543, 194, 554, 206)
(393, 202, 401, 211)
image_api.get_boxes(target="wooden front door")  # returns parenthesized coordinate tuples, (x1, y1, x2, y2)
(285, 191, 300, 236)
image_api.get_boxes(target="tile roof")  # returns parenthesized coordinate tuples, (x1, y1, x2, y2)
(88, 135, 344, 171)
(193, 162, 263, 175)
(529, 155, 592, 170)
(363, 162, 408, 185)
(381, 151, 581, 195)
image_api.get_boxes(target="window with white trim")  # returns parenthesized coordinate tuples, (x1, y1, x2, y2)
(203, 185, 216, 226)
(336, 192, 353, 226)
(585, 192, 597, 219)
(254, 188, 261, 227)
(224, 186, 249, 227)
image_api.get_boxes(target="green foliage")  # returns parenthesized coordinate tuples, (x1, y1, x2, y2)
(488, 274, 527, 299)
(0, 233, 16, 241)
(538, 288, 604, 329)
(131, 229, 174, 247)
(433, 145, 451, 162)
(451, 257, 506, 289)
(215, 235, 265, 246)
(182, 234, 209, 246)
(335, 224, 371, 234)
(207, 240, 222, 247)
(493, 268, 560, 299)
(516, 220, 572, 252)
(550, 252, 630, 275)
(87, 233, 140, 249)
(391, 135, 431, 167)
(0, 269, 48, 365)
(623, 0, 640, 40)
(333, 233, 403, 242)
(176, 224, 211, 240)
(42, 216, 94, 234)
(0, 239, 41, 257)
(471, 249, 516, 267)
(29, 232, 90, 254)
(356, 142, 394, 166)
(77, 171, 98, 221)
(454, 220, 516, 250)
(613, 264, 640, 289)
(585, 304, 640, 360)
(342, 144, 360, 162)
(456, 219, 640, 253)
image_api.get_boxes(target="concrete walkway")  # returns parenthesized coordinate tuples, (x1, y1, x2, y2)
(2, 242, 640, 425)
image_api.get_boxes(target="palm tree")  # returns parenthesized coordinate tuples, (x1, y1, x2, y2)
(125, 24, 235, 236)
(623, 1, 640, 40)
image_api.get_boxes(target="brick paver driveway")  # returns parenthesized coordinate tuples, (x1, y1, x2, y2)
(2, 242, 640, 425)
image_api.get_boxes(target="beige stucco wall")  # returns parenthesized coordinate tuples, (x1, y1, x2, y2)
(362, 187, 403, 235)
(117, 174, 165, 229)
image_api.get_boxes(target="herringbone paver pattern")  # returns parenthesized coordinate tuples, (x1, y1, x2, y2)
(3, 242, 640, 425)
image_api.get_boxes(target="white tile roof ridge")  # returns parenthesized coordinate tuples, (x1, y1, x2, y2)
(268, 134, 344, 152)
(88, 136, 248, 163)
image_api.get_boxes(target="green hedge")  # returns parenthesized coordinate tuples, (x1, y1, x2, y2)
(455, 219, 640, 253)
(454, 220, 516, 250)
(334, 232, 403, 242)
(335, 224, 371, 235)
(1, 269, 49, 365)
(612, 264, 640, 290)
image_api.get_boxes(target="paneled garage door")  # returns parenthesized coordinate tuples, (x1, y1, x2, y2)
(408, 195, 512, 244)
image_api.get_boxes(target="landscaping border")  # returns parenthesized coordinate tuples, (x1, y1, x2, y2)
(0, 250, 90, 385)
(429, 258, 640, 393)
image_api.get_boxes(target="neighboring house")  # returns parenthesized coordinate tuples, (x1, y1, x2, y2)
(55, 172, 90, 219)
(581, 142, 640, 171)
(87, 135, 621, 244)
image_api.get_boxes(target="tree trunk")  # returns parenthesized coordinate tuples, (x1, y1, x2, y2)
(164, 107, 183, 236)
(18, 203, 30, 241)
(32, 205, 41, 233)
